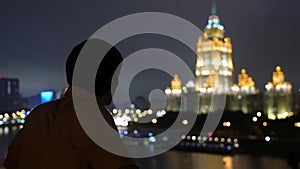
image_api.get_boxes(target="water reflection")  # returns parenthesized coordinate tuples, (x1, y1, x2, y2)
(136, 151, 293, 169)
(0, 127, 296, 169)
(223, 156, 233, 169)
(0, 125, 20, 165)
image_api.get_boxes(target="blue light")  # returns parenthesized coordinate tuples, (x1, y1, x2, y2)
(148, 132, 153, 137)
(130, 104, 135, 109)
(2, 118, 7, 123)
(40, 91, 54, 103)
(227, 145, 232, 151)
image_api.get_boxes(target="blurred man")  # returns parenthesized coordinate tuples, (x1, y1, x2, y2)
(5, 39, 139, 169)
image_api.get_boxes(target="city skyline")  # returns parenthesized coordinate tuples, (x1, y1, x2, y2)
(1, 0, 300, 97)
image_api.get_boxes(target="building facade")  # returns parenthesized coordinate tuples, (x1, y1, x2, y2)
(195, 3, 234, 94)
(0, 77, 21, 112)
(164, 2, 296, 119)
(264, 66, 293, 120)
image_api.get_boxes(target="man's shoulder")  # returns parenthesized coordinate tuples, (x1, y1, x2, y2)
(32, 99, 62, 112)
(27, 99, 63, 120)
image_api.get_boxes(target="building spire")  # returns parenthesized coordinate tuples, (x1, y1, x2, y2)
(211, 0, 217, 16)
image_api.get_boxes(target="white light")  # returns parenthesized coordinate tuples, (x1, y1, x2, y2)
(164, 88, 171, 94)
(231, 86, 240, 92)
(149, 137, 156, 142)
(199, 88, 207, 93)
(156, 111, 163, 117)
(207, 88, 214, 93)
(226, 122, 231, 127)
(182, 120, 189, 125)
(186, 80, 195, 88)
(172, 89, 182, 94)
(186, 135, 191, 140)
(268, 114, 276, 120)
(265, 136, 271, 142)
(113, 117, 128, 127)
(223, 121, 231, 127)
(20, 114, 26, 119)
(252, 117, 258, 122)
(227, 138, 232, 143)
(257, 112, 262, 117)
(275, 85, 281, 90)
(192, 136, 196, 141)
(265, 84, 273, 91)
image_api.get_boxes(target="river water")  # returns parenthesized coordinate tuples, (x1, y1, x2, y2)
(0, 126, 294, 169)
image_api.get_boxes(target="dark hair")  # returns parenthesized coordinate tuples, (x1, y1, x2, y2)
(65, 39, 123, 97)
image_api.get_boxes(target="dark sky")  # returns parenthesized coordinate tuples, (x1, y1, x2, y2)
(1, 0, 300, 97)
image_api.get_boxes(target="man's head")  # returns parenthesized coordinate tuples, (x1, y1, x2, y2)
(65, 39, 123, 103)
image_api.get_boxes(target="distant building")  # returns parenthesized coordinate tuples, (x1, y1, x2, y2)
(231, 69, 257, 94)
(0, 77, 21, 112)
(165, 74, 182, 112)
(165, 2, 236, 114)
(226, 69, 260, 114)
(264, 66, 293, 120)
(195, 1, 234, 94)
(164, 2, 297, 119)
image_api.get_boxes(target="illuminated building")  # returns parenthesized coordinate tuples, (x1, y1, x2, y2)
(163, 2, 296, 117)
(264, 66, 293, 120)
(170, 74, 182, 91)
(225, 69, 260, 113)
(165, 74, 182, 112)
(195, 0, 234, 94)
(165, 1, 235, 114)
(231, 69, 256, 94)
(194, 0, 235, 114)
(265, 66, 292, 93)
(0, 77, 21, 112)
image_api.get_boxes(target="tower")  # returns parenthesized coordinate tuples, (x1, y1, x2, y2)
(265, 66, 293, 120)
(195, 0, 234, 94)
(0, 77, 21, 112)
(231, 69, 256, 94)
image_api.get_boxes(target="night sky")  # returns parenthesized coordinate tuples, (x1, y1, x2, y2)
(1, 0, 300, 98)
